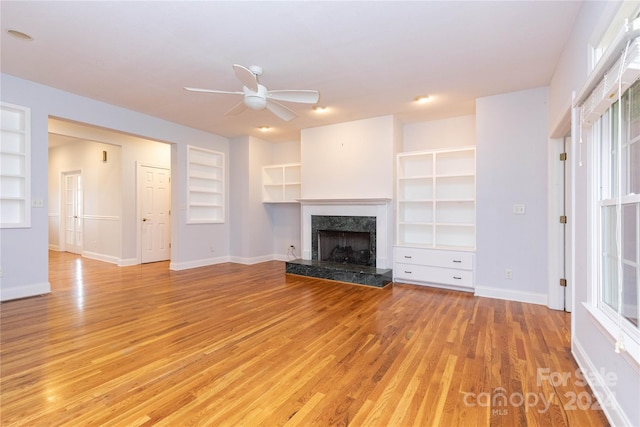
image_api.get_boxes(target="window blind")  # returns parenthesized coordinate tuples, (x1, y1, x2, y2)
(575, 18, 640, 126)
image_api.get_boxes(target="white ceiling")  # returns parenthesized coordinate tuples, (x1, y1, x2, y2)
(1, 1, 582, 143)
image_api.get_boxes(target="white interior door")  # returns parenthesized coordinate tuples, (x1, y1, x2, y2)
(139, 165, 170, 263)
(63, 172, 83, 255)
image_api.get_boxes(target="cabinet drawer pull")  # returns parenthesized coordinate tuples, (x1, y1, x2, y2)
(452, 260, 462, 263)
(404, 271, 412, 274)
(404, 255, 412, 259)
(453, 276, 462, 280)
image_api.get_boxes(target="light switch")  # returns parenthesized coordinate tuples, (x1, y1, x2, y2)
(513, 204, 525, 215)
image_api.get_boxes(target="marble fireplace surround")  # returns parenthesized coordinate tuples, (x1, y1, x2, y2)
(300, 199, 393, 269)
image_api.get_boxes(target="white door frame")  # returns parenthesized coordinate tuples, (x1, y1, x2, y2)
(136, 162, 171, 264)
(548, 134, 573, 312)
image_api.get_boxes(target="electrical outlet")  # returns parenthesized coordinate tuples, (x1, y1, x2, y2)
(210, 245, 215, 253)
(505, 269, 513, 279)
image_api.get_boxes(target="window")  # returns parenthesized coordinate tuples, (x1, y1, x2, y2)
(595, 79, 640, 333)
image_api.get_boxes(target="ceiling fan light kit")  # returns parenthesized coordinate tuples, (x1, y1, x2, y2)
(185, 64, 320, 122)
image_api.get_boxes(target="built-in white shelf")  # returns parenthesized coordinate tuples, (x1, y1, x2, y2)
(262, 163, 301, 203)
(1, 102, 31, 228)
(395, 146, 476, 290)
(187, 145, 224, 223)
(396, 146, 475, 250)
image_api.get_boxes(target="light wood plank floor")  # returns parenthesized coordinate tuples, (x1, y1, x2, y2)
(1, 251, 609, 426)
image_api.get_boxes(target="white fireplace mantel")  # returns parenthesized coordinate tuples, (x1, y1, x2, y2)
(300, 198, 393, 269)
(299, 198, 391, 206)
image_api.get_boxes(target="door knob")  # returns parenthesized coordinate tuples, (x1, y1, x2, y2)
(142, 218, 148, 222)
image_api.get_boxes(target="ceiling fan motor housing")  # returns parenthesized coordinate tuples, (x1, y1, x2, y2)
(243, 84, 268, 110)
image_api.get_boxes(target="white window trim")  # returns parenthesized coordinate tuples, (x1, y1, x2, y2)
(576, 14, 640, 365)
(588, 92, 640, 365)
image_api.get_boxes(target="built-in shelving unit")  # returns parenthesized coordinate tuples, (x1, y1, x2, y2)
(396, 146, 475, 250)
(395, 146, 476, 290)
(1, 103, 31, 228)
(186, 145, 224, 223)
(262, 163, 301, 203)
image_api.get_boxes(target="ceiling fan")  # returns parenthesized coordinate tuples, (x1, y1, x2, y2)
(184, 64, 320, 122)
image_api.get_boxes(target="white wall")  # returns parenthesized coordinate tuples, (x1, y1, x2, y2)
(0, 74, 230, 300)
(475, 87, 549, 305)
(230, 137, 302, 263)
(403, 115, 476, 152)
(548, 1, 640, 425)
(229, 136, 274, 264)
(301, 115, 398, 200)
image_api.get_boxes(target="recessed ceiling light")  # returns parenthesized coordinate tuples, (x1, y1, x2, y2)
(414, 95, 430, 104)
(258, 126, 270, 132)
(7, 29, 33, 41)
(313, 105, 328, 112)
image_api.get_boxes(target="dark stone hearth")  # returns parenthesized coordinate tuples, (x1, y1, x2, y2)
(285, 259, 392, 288)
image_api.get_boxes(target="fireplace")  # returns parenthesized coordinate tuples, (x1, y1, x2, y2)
(312, 215, 376, 267)
(318, 230, 371, 265)
(285, 200, 392, 287)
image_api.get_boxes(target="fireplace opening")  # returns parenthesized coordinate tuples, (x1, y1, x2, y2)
(318, 230, 372, 266)
(311, 215, 377, 267)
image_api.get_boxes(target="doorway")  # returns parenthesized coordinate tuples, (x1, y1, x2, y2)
(49, 118, 172, 267)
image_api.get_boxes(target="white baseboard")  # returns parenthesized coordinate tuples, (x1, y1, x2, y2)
(82, 251, 120, 265)
(394, 279, 474, 293)
(170, 256, 231, 271)
(474, 285, 547, 306)
(118, 258, 138, 267)
(48, 244, 61, 251)
(1, 282, 51, 302)
(229, 254, 278, 265)
(572, 338, 631, 427)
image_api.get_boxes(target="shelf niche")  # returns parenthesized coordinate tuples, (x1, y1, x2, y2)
(186, 145, 224, 224)
(1, 102, 31, 228)
(262, 163, 301, 203)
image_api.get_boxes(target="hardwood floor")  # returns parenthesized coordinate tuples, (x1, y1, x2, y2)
(1, 251, 609, 426)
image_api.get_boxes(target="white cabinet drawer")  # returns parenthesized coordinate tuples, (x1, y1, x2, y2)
(394, 263, 473, 288)
(394, 247, 473, 270)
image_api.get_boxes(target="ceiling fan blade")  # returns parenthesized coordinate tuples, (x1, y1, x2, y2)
(267, 90, 320, 104)
(224, 101, 247, 117)
(184, 87, 243, 95)
(233, 64, 259, 92)
(266, 100, 297, 122)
